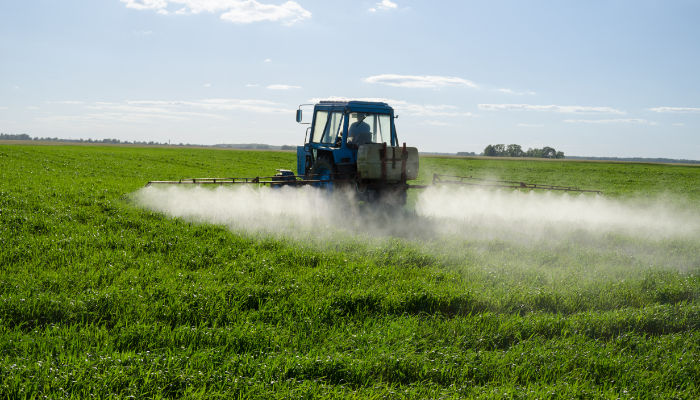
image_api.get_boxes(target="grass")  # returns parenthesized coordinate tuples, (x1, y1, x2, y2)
(0, 144, 699, 398)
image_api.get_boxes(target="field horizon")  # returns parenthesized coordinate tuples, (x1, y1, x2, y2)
(2, 139, 699, 166)
(1, 143, 698, 398)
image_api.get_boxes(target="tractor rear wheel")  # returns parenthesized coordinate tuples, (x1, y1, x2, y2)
(377, 186, 407, 207)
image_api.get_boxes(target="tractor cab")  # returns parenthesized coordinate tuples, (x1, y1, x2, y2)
(296, 101, 398, 179)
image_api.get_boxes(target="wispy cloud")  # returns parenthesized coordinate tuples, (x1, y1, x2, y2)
(120, 0, 311, 25)
(266, 84, 301, 90)
(399, 102, 473, 117)
(564, 118, 656, 125)
(517, 123, 544, 128)
(672, 122, 685, 127)
(649, 106, 700, 113)
(311, 97, 473, 117)
(369, 0, 398, 13)
(264, 58, 272, 63)
(39, 98, 291, 124)
(423, 120, 452, 127)
(496, 88, 536, 96)
(203, 83, 212, 87)
(364, 74, 478, 89)
(126, 99, 290, 113)
(47, 100, 85, 105)
(479, 103, 625, 115)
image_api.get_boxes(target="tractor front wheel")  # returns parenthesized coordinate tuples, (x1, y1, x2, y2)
(308, 157, 334, 189)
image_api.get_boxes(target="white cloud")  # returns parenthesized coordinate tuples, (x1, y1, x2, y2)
(517, 123, 544, 128)
(47, 100, 85, 105)
(563, 118, 656, 125)
(649, 106, 700, 113)
(266, 84, 301, 90)
(121, 0, 167, 11)
(423, 120, 452, 127)
(369, 0, 398, 12)
(120, 0, 311, 25)
(310, 97, 473, 118)
(39, 98, 291, 124)
(479, 103, 625, 115)
(84, 101, 226, 121)
(203, 83, 212, 87)
(264, 58, 272, 63)
(364, 74, 478, 89)
(672, 122, 685, 127)
(127, 99, 290, 113)
(399, 102, 473, 117)
(220, 1, 311, 24)
(496, 88, 536, 96)
(246, 83, 260, 87)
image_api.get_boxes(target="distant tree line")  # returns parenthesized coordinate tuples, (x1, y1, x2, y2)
(0, 133, 297, 150)
(565, 156, 700, 165)
(214, 143, 296, 151)
(482, 144, 564, 159)
(0, 133, 32, 140)
(0, 132, 192, 146)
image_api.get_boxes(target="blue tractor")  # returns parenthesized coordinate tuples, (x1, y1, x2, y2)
(146, 100, 420, 205)
(146, 100, 601, 198)
(294, 100, 419, 205)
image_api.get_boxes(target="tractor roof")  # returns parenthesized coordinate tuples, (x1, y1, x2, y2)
(316, 100, 394, 114)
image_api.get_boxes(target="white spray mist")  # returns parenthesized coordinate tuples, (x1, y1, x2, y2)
(134, 184, 700, 244)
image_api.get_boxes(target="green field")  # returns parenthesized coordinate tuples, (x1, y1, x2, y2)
(1, 144, 699, 399)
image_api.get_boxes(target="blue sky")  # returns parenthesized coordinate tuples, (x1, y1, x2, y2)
(1, 0, 699, 158)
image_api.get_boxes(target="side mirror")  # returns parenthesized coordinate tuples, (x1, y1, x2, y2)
(296, 109, 303, 123)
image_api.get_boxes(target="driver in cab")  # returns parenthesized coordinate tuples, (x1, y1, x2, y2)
(347, 113, 371, 147)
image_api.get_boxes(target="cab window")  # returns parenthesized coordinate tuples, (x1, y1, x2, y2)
(347, 113, 392, 145)
(312, 111, 344, 145)
(310, 111, 328, 143)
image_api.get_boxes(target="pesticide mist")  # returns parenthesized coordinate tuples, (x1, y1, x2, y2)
(134, 185, 349, 237)
(416, 186, 700, 240)
(135, 185, 700, 239)
(134, 185, 700, 271)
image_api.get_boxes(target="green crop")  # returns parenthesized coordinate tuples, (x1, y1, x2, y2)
(0, 144, 698, 398)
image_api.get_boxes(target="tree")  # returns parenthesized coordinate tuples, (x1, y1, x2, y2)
(482, 144, 565, 159)
(492, 144, 506, 156)
(525, 148, 542, 157)
(507, 144, 524, 157)
(541, 146, 556, 158)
